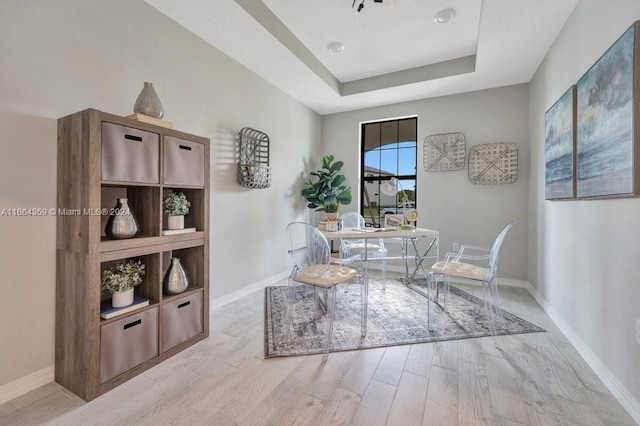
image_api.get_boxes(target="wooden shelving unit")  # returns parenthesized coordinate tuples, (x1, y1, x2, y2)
(55, 108, 210, 401)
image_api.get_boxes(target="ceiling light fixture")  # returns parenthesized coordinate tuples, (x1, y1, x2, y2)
(434, 8, 456, 24)
(327, 41, 345, 53)
(352, 0, 384, 15)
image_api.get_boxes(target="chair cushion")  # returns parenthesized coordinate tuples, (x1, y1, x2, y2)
(431, 261, 488, 281)
(295, 264, 358, 288)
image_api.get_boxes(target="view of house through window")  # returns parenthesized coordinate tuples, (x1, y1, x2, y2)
(360, 117, 417, 227)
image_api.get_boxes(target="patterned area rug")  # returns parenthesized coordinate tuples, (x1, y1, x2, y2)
(264, 279, 545, 358)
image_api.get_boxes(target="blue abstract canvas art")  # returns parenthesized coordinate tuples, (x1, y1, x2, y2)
(545, 86, 575, 199)
(577, 23, 635, 198)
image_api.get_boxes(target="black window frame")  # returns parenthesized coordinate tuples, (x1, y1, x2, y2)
(359, 117, 417, 227)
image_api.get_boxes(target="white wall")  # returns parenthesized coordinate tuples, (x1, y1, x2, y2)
(322, 85, 530, 280)
(0, 0, 319, 389)
(528, 0, 640, 406)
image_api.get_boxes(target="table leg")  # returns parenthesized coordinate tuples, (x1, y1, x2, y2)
(404, 236, 438, 301)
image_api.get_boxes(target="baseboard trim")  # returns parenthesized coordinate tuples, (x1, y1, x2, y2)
(0, 365, 54, 405)
(210, 271, 289, 310)
(497, 277, 531, 288)
(525, 283, 640, 424)
(0, 273, 290, 405)
(5, 274, 637, 424)
(381, 267, 640, 420)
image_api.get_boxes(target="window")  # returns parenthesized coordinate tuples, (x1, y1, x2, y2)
(360, 117, 417, 226)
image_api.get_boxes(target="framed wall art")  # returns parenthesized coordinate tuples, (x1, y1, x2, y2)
(384, 214, 405, 228)
(423, 133, 466, 172)
(545, 86, 576, 200)
(576, 21, 639, 198)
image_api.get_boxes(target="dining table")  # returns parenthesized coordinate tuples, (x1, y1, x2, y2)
(320, 226, 439, 298)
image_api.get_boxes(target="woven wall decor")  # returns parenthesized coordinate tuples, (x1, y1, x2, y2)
(237, 127, 271, 189)
(468, 142, 518, 184)
(423, 133, 466, 172)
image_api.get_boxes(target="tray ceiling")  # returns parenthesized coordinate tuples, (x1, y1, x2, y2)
(145, 0, 579, 114)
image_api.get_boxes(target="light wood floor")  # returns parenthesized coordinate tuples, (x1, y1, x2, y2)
(0, 274, 636, 425)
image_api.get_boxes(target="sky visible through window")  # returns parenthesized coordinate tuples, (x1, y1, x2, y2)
(365, 140, 417, 192)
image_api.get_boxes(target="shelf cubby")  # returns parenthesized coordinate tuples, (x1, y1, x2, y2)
(161, 187, 205, 232)
(160, 245, 205, 301)
(101, 185, 161, 239)
(100, 253, 161, 307)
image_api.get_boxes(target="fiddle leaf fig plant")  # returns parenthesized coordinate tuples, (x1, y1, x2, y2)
(301, 155, 352, 213)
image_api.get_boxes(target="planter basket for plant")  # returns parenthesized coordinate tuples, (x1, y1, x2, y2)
(237, 127, 271, 189)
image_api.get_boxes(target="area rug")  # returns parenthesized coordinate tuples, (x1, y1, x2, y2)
(264, 279, 545, 358)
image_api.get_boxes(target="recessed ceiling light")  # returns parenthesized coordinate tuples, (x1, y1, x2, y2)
(327, 41, 345, 53)
(434, 8, 456, 24)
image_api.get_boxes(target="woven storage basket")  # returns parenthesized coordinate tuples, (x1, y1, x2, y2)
(237, 127, 271, 189)
(237, 163, 271, 189)
(423, 133, 466, 172)
(468, 142, 518, 184)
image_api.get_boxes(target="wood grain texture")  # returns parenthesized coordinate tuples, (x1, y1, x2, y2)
(386, 371, 429, 425)
(14, 277, 638, 424)
(55, 109, 210, 401)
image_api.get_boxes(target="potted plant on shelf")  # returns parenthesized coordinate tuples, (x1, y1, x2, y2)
(163, 191, 191, 230)
(301, 155, 352, 222)
(102, 259, 145, 308)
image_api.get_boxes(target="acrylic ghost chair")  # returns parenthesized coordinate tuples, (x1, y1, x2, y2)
(285, 222, 368, 361)
(339, 212, 389, 289)
(427, 221, 514, 336)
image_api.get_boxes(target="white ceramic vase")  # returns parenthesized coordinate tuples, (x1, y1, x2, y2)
(112, 288, 134, 308)
(167, 215, 184, 230)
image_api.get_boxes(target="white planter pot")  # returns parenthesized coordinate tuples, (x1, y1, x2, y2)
(112, 288, 134, 308)
(167, 215, 184, 230)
